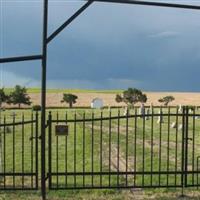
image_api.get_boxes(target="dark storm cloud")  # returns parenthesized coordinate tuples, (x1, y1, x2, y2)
(1, 1, 200, 91)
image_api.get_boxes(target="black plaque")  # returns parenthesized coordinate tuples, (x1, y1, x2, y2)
(55, 125, 69, 136)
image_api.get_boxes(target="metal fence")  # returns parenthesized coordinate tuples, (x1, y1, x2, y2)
(0, 106, 200, 193)
(47, 106, 200, 190)
(0, 112, 39, 190)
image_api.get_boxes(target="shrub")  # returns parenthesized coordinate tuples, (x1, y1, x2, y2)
(32, 105, 41, 111)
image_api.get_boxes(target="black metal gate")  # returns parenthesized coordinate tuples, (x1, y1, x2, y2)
(47, 106, 200, 190)
(0, 112, 39, 190)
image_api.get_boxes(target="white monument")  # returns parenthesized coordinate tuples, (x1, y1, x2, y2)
(91, 98, 103, 109)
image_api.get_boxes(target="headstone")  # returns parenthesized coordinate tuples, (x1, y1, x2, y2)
(171, 122, 177, 129)
(140, 103, 145, 118)
(189, 109, 193, 113)
(178, 124, 183, 131)
(145, 108, 150, 120)
(178, 104, 182, 112)
(157, 111, 164, 124)
(150, 103, 153, 110)
(6, 127, 11, 134)
(91, 98, 103, 109)
(123, 107, 128, 116)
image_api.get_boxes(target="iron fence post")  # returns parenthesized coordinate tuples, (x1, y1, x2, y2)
(48, 112, 52, 189)
(181, 106, 185, 196)
(41, 0, 48, 199)
(184, 106, 189, 188)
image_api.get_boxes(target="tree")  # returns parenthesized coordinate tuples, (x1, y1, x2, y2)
(8, 85, 31, 108)
(0, 88, 8, 108)
(115, 88, 147, 107)
(61, 93, 78, 108)
(158, 95, 175, 106)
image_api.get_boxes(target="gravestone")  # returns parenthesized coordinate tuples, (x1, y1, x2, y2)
(189, 109, 193, 113)
(150, 103, 153, 110)
(178, 104, 182, 112)
(157, 111, 164, 124)
(91, 98, 103, 109)
(171, 122, 177, 129)
(123, 107, 128, 116)
(140, 103, 145, 118)
(6, 127, 11, 133)
(145, 108, 150, 120)
(178, 124, 183, 131)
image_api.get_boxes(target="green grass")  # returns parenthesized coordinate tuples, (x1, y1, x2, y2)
(0, 107, 200, 199)
(4, 88, 123, 94)
(1, 188, 200, 199)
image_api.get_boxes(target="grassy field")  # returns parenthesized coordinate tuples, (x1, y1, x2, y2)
(4, 88, 123, 94)
(0, 107, 200, 199)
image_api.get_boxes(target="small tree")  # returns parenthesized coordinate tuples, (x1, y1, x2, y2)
(158, 95, 175, 106)
(0, 88, 8, 108)
(32, 105, 41, 111)
(115, 88, 147, 107)
(61, 93, 78, 108)
(8, 85, 31, 108)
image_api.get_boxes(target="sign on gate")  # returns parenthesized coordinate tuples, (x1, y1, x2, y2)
(55, 124, 69, 136)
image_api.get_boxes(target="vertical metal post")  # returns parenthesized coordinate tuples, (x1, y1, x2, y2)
(184, 106, 189, 187)
(48, 112, 52, 189)
(41, 0, 48, 199)
(181, 106, 185, 197)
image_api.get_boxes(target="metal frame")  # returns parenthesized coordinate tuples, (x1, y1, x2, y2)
(1, 1, 200, 199)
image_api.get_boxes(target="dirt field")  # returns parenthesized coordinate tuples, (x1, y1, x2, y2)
(3, 91, 200, 108)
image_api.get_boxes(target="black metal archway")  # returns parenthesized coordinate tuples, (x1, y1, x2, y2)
(1, 1, 200, 199)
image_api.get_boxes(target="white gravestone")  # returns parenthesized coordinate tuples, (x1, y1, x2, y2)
(145, 109, 150, 120)
(178, 124, 183, 131)
(171, 122, 177, 129)
(140, 104, 145, 118)
(91, 98, 103, 109)
(178, 104, 182, 112)
(157, 111, 164, 124)
(124, 107, 128, 116)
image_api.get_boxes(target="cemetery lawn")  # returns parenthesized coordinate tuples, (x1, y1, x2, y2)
(1, 188, 200, 199)
(0, 107, 200, 199)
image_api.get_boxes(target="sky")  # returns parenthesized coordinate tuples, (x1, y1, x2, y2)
(1, 0, 200, 91)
